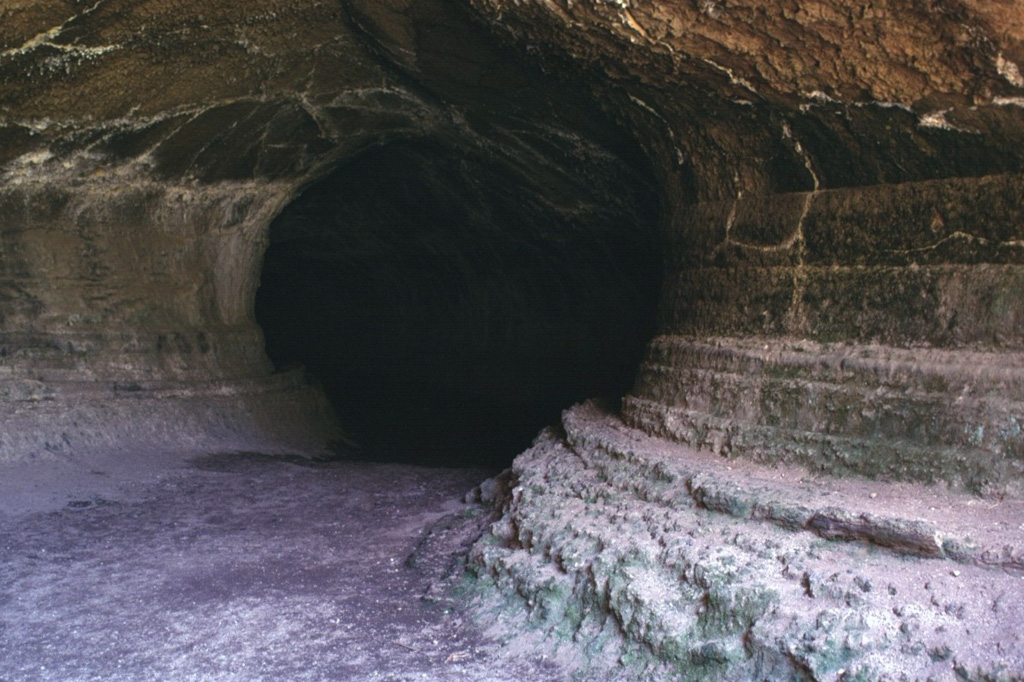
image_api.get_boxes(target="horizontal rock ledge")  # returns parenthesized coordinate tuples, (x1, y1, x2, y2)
(626, 336, 1024, 497)
(466, 402, 1024, 680)
(0, 369, 340, 463)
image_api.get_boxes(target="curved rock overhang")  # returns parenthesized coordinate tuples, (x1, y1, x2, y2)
(4, 0, 1024, 678)
(0, 0, 664, 461)
(461, 0, 1024, 496)
(3, 0, 1021, 480)
(449, 4, 1024, 678)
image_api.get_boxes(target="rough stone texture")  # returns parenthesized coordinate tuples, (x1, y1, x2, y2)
(0, 172, 340, 457)
(625, 335, 1024, 496)
(5, 0, 1024, 679)
(467, 0, 1024, 196)
(659, 174, 1024, 346)
(0, 0, 381, 459)
(468, 403, 1024, 681)
(460, 0, 1024, 492)
(5, 0, 1023, 473)
(448, 5, 1024, 676)
(0, 0, 661, 461)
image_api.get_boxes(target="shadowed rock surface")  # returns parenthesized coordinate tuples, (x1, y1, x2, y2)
(3, 0, 1024, 679)
(255, 136, 660, 467)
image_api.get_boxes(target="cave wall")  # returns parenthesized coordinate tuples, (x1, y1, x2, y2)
(5, 1, 1024, 678)
(1, 0, 663, 461)
(449, 3, 1024, 678)
(1, 0, 383, 457)
(7, 0, 1022, 479)
(462, 0, 1024, 496)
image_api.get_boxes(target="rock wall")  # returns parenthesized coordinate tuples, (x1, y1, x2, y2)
(0, 178, 338, 457)
(8, 1, 1021, 476)
(5, 0, 1024, 678)
(1, 0, 661, 460)
(463, 0, 1024, 495)
(1, 0, 380, 458)
(455, 1, 1024, 679)
(468, 403, 1024, 681)
(624, 172, 1024, 497)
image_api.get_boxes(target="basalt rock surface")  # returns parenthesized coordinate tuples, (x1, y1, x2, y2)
(463, 0, 1024, 495)
(1, 0, 375, 458)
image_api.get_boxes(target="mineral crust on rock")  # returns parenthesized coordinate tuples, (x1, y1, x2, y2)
(2, 0, 1024, 679)
(468, 403, 1024, 681)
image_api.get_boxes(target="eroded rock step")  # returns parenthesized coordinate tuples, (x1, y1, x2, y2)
(625, 336, 1024, 496)
(572, 401, 1024, 572)
(468, 403, 1024, 681)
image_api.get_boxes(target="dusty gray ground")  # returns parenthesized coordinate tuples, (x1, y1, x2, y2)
(0, 451, 565, 682)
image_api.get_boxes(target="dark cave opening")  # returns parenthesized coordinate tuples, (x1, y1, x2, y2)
(255, 134, 662, 468)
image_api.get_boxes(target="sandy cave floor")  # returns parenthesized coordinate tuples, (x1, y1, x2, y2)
(0, 449, 565, 682)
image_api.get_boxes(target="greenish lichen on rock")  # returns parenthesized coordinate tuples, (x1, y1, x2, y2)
(466, 403, 1024, 680)
(4, 0, 1024, 678)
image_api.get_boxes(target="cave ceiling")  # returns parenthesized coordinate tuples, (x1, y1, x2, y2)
(2, 0, 1022, 195)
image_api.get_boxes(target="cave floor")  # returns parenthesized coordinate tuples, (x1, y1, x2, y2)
(0, 450, 562, 681)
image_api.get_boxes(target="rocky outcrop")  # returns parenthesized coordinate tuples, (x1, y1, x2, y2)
(452, 1, 1024, 678)
(1, 0, 381, 457)
(0, 0, 660, 460)
(5, 0, 1022, 474)
(623, 172, 1024, 498)
(463, 0, 1024, 495)
(4, 0, 1024, 678)
(468, 403, 1024, 680)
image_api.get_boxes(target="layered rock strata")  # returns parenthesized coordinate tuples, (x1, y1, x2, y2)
(1, 0, 377, 458)
(0, 0, 657, 460)
(0, 177, 338, 457)
(624, 173, 1024, 497)
(4, 0, 1024, 679)
(457, 1, 1024, 679)
(464, 0, 1024, 495)
(468, 403, 1024, 681)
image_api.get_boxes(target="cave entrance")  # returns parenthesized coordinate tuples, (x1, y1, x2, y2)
(255, 135, 661, 468)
